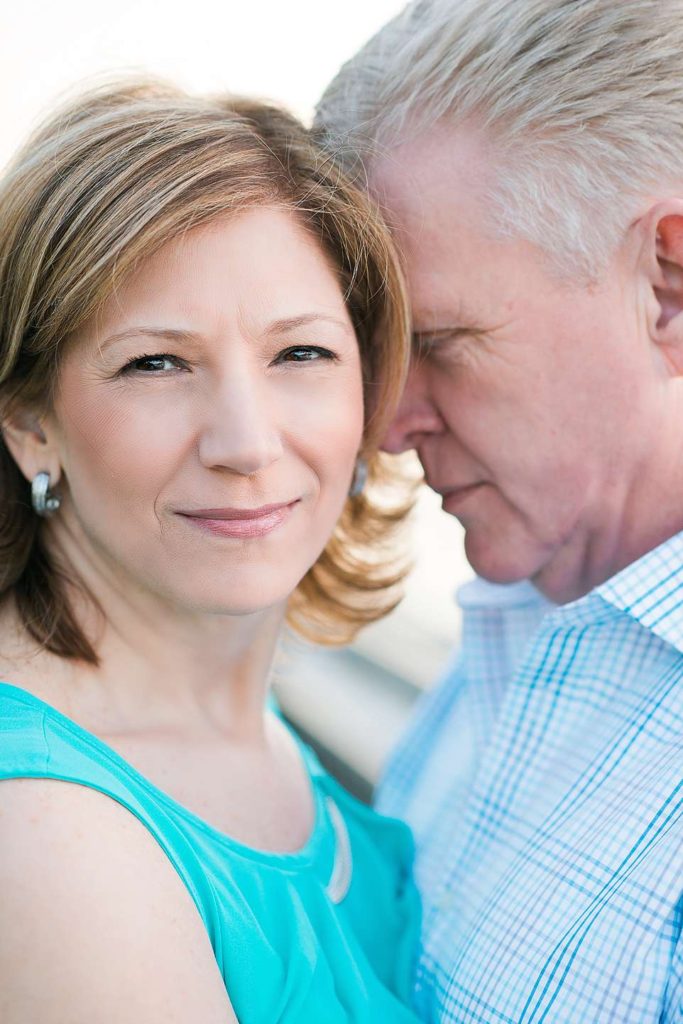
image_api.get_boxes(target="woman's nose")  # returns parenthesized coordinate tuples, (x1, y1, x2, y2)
(198, 374, 284, 476)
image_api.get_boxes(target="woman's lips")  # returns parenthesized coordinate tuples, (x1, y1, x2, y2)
(177, 500, 299, 539)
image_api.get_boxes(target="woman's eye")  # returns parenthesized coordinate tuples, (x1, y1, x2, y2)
(120, 354, 185, 374)
(276, 346, 337, 364)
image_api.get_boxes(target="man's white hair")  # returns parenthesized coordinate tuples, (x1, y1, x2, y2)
(315, 0, 683, 278)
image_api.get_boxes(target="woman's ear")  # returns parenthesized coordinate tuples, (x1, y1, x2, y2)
(1, 407, 62, 486)
(639, 201, 683, 375)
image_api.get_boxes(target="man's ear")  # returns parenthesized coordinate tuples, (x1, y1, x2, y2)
(638, 200, 683, 375)
(1, 407, 62, 486)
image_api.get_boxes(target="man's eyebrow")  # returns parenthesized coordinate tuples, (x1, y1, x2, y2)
(412, 325, 481, 340)
(411, 324, 485, 349)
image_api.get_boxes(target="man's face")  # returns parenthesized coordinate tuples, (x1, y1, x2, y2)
(375, 127, 667, 602)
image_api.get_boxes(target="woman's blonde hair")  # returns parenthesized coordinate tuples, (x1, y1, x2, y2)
(0, 80, 414, 662)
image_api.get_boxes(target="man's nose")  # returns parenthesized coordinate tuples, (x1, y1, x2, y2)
(198, 374, 283, 476)
(381, 369, 444, 454)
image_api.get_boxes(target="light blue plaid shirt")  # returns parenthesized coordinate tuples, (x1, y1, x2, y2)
(378, 532, 683, 1023)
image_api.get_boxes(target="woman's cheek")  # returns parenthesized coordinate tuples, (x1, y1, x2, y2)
(286, 371, 364, 450)
(58, 389, 187, 513)
(295, 411, 363, 514)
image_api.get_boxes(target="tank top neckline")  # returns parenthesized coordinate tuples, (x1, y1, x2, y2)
(0, 679, 331, 870)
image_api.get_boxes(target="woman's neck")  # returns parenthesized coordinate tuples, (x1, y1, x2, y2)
(0, 589, 285, 744)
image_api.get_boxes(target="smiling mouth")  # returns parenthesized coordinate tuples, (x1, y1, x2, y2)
(177, 500, 300, 538)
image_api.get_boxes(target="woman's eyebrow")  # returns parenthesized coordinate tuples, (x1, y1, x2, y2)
(99, 326, 200, 353)
(99, 315, 353, 352)
(264, 313, 353, 336)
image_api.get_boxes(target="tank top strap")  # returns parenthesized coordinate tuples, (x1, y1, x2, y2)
(279, 715, 327, 780)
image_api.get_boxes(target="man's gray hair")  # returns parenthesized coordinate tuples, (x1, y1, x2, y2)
(315, 0, 683, 278)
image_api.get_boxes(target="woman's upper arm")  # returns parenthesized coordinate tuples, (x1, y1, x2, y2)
(0, 778, 238, 1024)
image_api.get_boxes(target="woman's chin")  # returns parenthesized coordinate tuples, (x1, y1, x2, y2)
(162, 578, 294, 620)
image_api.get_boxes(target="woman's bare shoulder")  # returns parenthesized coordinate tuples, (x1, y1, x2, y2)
(0, 778, 237, 1023)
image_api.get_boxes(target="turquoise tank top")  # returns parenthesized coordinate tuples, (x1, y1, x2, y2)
(0, 682, 421, 1022)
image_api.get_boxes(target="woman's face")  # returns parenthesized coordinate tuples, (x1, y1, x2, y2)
(47, 206, 364, 617)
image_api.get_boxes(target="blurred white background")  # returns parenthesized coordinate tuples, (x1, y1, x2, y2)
(1, 0, 471, 793)
(1, 0, 409, 165)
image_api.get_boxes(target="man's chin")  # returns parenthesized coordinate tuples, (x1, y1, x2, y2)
(463, 532, 544, 588)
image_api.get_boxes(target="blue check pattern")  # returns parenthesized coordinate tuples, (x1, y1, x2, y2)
(378, 532, 683, 1023)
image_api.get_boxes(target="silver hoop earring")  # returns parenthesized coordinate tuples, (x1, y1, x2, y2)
(31, 471, 61, 517)
(349, 458, 368, 498)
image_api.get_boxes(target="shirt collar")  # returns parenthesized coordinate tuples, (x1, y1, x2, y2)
(456, 576, 551, 610)
(595, 530, 683, 653)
